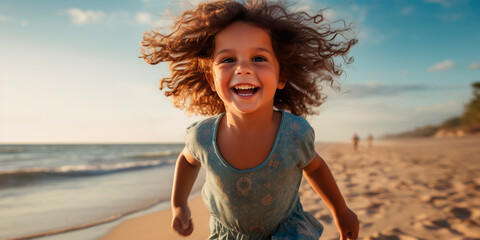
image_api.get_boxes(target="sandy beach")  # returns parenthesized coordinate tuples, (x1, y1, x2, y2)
(101, 136, 480, 240)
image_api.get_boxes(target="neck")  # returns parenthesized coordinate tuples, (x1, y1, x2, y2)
(222, 109, 280, 136)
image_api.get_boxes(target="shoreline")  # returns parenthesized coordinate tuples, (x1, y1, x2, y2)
(3, 195, 174, 240)
(0, 165, 205, 240)
(100, 195, 210, 240)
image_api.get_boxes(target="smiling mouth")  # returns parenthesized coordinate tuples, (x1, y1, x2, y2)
(232, 84, 259, 97)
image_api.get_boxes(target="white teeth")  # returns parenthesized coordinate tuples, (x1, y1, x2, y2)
(233, 85, 257, 90)
(232, 84, 258, 97)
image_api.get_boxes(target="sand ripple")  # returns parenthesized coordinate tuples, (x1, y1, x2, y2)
(300, 136, 480, 240)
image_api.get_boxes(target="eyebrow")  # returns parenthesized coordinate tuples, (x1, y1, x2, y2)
(214, 47, 274, 57)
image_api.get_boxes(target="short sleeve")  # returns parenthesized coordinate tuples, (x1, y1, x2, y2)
(294, 117, 316, 168)
(185, 121, 201, 162)
(184, 116, 217, 166)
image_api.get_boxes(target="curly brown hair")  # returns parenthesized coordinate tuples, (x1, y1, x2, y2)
(141, 0, 357, 117)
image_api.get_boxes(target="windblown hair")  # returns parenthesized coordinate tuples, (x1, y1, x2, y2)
(141, 0, 357, 116)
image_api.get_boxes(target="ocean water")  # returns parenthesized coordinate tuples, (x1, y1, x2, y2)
(0, 144, 204, 240)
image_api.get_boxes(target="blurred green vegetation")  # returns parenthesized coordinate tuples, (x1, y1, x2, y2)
(383, 82, 480, 138)
(462, 82, 480, 132)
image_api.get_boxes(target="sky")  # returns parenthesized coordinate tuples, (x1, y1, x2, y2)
(0, 0, 479, 143)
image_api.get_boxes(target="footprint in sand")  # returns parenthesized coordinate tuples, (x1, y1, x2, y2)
(346, 183, 358, 188)
(430, 219, 451, 229)
(413, 217, 467, 237)
(319, 214, 333, 224)
(450, 220, 480, 239)
(366, 202, 383, 215)
(442, 206, 480, 238)
(431, 179, 452, 191)
(331, 152, 343, 159)
(366, 228, 419, 240)
(449, 207, 471, 220)
(364, 232, 400, 240)
(419, 194, 450, 209)
(361, 221, 374, 229)
(432, 199, 450, 209)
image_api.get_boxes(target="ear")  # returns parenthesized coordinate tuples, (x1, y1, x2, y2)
(277, 78, 286, 90)
(277, 69, 286, 90)
(205, 73, 216, 92)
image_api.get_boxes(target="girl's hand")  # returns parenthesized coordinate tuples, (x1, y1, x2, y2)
(172, 205, 194, 236)
(335, 207, 359, 239)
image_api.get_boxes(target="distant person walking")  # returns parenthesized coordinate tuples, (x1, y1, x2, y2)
(367, 134, 374, 148)
(352, 133, 360, 151)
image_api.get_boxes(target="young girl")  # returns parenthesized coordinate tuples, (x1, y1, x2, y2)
(141, 0, 359, 239)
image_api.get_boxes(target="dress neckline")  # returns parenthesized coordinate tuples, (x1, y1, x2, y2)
(211, 110, 286, 173)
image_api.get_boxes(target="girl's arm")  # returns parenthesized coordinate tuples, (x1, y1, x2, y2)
(303, 153, 359, 240)
(171, 147, 201, 236)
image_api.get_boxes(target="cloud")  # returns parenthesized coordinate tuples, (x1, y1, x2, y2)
(0, 15, 28, 27)
(424, 0, 451, 8)
(67, 8, 105, 25)
(358, 27, 396, 45)
(427, 59, 455, 72)
(293, 5, 313, 14)
(401, 6, 414, 16)
(64, 8, 167, 26)
(338, 4, 394, 46)
(469, 63, 480, 70)
(341, 82, 438, 98)
(104, 11, 132, 25)
(135, 12, 173, 29)
(322, 9, 337, 21)
(415, 101, 457, 113)
(440, 13, 464, 21)
(0, 15, 11, 22)
(136, 12, 152, 24)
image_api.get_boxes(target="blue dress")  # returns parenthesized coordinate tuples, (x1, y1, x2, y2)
(186, 110, 324, 239)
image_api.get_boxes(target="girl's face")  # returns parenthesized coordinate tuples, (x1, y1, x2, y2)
(209, 21, 285, 116)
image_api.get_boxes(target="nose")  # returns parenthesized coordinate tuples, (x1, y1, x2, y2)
(234, 61, 252, 75)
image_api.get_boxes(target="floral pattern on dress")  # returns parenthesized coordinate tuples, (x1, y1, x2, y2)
(261, 193, 272, 206)
(186, 110, 322, 240)
(236, 176, 252, 196)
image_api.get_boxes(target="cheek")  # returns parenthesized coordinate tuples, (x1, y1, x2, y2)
(209, 67, 223, 91)
(212, 69, 230, 86)
(209, 76, 226, 95)
(258, 66, 280, 82)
